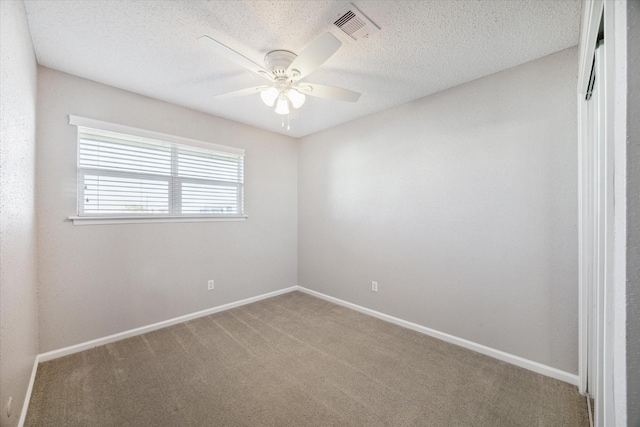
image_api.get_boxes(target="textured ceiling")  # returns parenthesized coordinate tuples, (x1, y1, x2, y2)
(23, 0, 581, 138)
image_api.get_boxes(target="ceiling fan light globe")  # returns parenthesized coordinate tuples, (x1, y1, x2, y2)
(275, 96, 290, 115)
(260, 87, 279, 107)
(288, 89, 306, 109)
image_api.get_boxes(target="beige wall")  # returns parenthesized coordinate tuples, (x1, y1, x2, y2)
(0, 1, 39, 426)
(36, 67, 298, 352)
(298, 47, 579, 374)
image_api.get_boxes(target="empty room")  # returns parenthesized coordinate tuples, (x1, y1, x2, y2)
(1, 0, 638, 426)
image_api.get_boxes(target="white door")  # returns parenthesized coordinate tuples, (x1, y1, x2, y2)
(582, 39, 615, 427)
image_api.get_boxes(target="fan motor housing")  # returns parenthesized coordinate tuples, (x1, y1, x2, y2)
(264, 50, 297, 78)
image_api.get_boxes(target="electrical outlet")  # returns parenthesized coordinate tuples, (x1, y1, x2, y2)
(371, 281, 378, 292)
(207, 280, 215, 291)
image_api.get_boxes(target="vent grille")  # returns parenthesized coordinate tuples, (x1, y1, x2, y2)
(331, 4, 379, 42)
(334, 11, 362, 32)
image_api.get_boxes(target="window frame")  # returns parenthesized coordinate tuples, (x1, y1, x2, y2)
(68, 115, 247, 225)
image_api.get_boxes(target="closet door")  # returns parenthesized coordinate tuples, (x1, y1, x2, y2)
(583, 39, 614, 427)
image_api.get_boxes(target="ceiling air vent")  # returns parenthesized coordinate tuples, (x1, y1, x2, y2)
(331, 4, 380, 42)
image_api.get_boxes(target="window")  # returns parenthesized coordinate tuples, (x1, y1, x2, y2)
(69, 116, 245, 223)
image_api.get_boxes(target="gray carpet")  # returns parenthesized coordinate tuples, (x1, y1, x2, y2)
(25, 291, 588, 426)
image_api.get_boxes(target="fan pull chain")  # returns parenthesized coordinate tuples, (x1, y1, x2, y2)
(287, 114, 290, 131)
(281, 116, 284, 128)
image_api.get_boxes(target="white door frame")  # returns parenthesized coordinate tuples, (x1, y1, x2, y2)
(577, 1, 628, 426)
(577, 0, 603, 397)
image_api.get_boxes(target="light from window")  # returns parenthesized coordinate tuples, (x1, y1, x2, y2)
(75, 125, 244, 218)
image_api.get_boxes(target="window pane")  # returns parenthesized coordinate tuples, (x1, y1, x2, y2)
(79, 138, 171, 175)
(177, 146, 243, 182)
(83, 175, 169, 214)
(76, 123, 244, 217)
(181, 182, 238, 214)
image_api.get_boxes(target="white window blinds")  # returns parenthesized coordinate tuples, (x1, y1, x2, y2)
(73, 120, 244, 218)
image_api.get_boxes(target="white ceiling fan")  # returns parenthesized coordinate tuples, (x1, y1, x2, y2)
(199, 32, 361, 117)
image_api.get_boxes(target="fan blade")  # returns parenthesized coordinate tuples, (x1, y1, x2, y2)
(296, 83, 360, 102)
(214, 86, 269, 100)
(287, 33, 342, 80)
(199, 36, 273, 81)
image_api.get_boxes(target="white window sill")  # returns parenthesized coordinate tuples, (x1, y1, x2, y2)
(69, 215, 248, 226)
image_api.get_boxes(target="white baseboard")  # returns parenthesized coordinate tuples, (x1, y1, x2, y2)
(37, 286, 297, 363)
(18, 355, 40, 427)
(296, 286, 579, 386)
